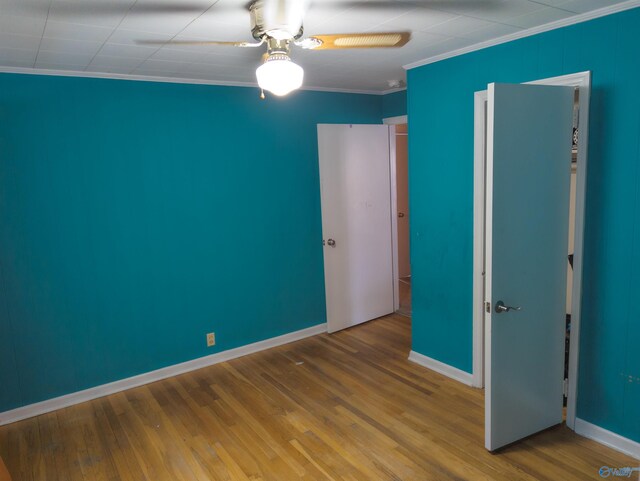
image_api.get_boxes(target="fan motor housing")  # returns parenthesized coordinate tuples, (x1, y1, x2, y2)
(249, 0, 304, 41)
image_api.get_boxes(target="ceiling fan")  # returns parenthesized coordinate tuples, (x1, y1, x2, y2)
(29, 0, 498, 96)
(137, 0, 412, 97)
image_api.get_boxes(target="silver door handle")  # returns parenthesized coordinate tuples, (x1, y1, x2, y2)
(327, 239, 336, 247)
(495, 300, 522, 313)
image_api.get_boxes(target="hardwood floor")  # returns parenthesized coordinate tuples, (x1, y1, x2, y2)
(397, 278, 411, 317)
(0, 455, 11, 481)
(0, 315, 636, 480)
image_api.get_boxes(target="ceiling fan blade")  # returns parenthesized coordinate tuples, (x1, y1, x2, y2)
(136, 40, 263, 48)
(306, 32, 411, 50)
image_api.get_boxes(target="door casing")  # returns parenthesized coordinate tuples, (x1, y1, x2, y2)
(472, 71, 592, 431)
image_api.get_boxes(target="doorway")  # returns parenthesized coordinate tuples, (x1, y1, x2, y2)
(473, 72, 591, 446)
(393, 123, 411, 317)
(317, 116, 411, 334)
(384, 115, 411, 319)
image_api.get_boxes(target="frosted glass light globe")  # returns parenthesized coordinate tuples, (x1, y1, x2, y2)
(256, 54, 304, 96)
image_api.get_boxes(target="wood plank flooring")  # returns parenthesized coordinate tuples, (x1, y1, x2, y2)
(398, 278, 411, 317)
(0, 314, 636, 480)
(0, 455, 12, 481)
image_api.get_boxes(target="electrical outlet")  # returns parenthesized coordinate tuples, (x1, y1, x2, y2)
(206, 332, 215, 347)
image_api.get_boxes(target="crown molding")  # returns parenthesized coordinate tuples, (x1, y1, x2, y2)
(0, 66, 385, 95)
(381, 86, 407, 95)
(404, 0, 640, 70)
(0, 66, 260, 88)
(301, 85, 383, 95)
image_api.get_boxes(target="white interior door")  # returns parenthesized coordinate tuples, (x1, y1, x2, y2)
(485, 83, 574, 451)
(318, 124, 394, 333)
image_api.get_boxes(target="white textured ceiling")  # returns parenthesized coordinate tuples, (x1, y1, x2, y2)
(0, 0, 632, 92)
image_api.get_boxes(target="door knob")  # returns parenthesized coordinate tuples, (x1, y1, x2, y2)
(398, 212, 405, 218)
(327, 239, 336, 247)
(495, 300, 522, 313)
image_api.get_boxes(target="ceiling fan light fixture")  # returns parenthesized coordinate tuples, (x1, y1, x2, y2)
(256, 53, 304, 96)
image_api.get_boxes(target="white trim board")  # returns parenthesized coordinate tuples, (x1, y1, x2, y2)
(472, 89, 488, 389)
(408, 351, 474, 387)
(575, 418, 640, 460)
(0, 66, 390, 96)
(389, 125, 400, 313)
(383, 115, 408, 125)
(404, 0, 640, 70)
(0, 323, 327, 426)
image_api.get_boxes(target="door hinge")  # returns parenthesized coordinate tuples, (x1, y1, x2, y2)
(485, 301, 491, 313)
(563, 378, 569, 397)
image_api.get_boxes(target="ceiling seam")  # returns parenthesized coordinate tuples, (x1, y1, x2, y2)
(84, 0, 142, 71)
(132, 0, 223, 76)
(33, 0, 53, 68)
(525, 0, 578, 14)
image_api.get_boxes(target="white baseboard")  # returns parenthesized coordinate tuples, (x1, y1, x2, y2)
(0, 323, 327, 426)
(575, 418, 640, 460)
(408, 350, 474, 387)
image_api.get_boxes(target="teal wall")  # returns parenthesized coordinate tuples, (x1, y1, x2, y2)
(382, 90, 407, 119)
(407, 7, 640, 442)
(0, 73, 383, 412)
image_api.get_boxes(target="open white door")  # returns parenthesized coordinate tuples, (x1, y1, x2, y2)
(318, 124, 394, 333)
(485, 83, 574, 451)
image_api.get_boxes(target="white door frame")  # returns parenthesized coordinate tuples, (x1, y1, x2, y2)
(383, 115, 408, 126)
(384, 115, 408, 312)
(472, 90, 488, 389)
(472, 72, 591, 431)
